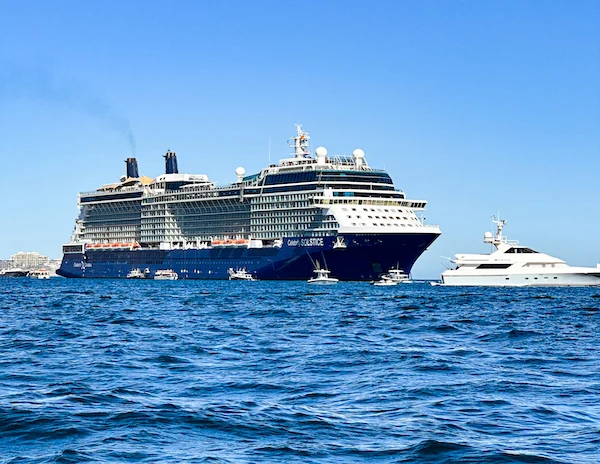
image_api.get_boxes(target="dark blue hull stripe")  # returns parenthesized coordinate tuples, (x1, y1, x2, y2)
(58, 233, 439, 281)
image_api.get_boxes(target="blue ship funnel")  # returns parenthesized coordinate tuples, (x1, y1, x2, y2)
(125, 158, 139, 178)
(164, 150, 179, 174)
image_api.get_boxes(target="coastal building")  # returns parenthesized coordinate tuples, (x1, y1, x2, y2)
(10, 251, 49, 269)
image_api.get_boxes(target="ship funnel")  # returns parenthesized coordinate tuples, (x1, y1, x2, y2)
(125, 157, 139, 178)
(164, 150, 179, 174)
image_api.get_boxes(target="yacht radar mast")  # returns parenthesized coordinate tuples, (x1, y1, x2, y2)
(289, 124, 310, 158)
(483, 215, 518, 248)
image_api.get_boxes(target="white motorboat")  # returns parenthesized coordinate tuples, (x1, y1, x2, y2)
(228, 267, 256, 281)
(307, 268, 339, 284)
(387, 268, 412, 283)
(440, 216, 600, 286)
(126, 268, 147, 279)
(372, 276, 398, 286)
(29, 269, 51, 280)
(371, 267, 411, 286)
(154, 269, 178, 280)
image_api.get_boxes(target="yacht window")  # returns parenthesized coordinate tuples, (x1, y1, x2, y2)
(476, 263, 513, 269)
(505, 247, 538, 254)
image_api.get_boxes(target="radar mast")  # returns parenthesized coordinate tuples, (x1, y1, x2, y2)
(289, 124, 310, 158)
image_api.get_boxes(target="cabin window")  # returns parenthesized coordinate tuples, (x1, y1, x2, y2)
(476, 263, 512, 269)
(505, 247, 538, 254)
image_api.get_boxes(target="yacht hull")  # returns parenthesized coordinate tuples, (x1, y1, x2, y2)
(441, 271, 600, 287)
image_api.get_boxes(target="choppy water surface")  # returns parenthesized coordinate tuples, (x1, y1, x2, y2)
(1, 279, 600, 463)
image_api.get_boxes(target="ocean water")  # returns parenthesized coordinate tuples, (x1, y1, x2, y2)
(1, 279, 599, 463)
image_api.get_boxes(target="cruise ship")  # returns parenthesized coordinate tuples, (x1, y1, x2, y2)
(57, 125, 441, 280)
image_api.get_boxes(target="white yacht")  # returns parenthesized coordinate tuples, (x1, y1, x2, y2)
(372, 276, 398, 286)
(126, 268, 147, 279)
(371, 267, 411, 286)
(228, 268, 256, 281)
(29, 269, 51, 280)
(154, 269, 179, 280)
(440, 217, 600, 287)
(387, 268, 412, 283)
(307, 268, 339, 284)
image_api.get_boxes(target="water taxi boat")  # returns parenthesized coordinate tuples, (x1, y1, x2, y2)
(154, 269, 179, 280)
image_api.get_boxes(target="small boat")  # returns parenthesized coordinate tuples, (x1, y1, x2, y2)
(126, 268, 147, 279)
(372, 275, 398, 286)
(0, 268, 29, 277)
(228, 267, 256, 281)
(154, 269, 178, 280)
(371, 267, 411, 286)
(29, 269, 51, 280)
(387, 268, 412, 283)
(307, 268, 339, 284)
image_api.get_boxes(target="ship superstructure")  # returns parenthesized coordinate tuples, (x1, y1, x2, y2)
(58, 125, 441, 280)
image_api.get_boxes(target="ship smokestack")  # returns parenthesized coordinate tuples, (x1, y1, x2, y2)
(164, 150, 178, 174)
(125, 157, 139, 178)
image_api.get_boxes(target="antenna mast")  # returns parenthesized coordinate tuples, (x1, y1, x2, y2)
(288, 123, 310, 158)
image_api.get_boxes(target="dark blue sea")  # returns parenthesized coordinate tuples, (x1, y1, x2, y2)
(1, 279, 599, 463)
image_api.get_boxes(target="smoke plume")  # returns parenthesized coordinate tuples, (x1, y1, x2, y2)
(0, 62, 136, 154)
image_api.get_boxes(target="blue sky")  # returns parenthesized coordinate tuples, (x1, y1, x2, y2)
(0, 0, 598, 278)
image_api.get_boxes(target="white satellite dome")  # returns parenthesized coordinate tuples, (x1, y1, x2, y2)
(235, 166, 246, 177)
(352, 148, 365, 158)
(483, 231, 494, 243)
(315, 146, 328, 157)
(315, 147, 327, 165)
(353, 148, 365, 167)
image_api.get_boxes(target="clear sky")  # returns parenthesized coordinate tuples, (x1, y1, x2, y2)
(0, 0, 598, 278)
